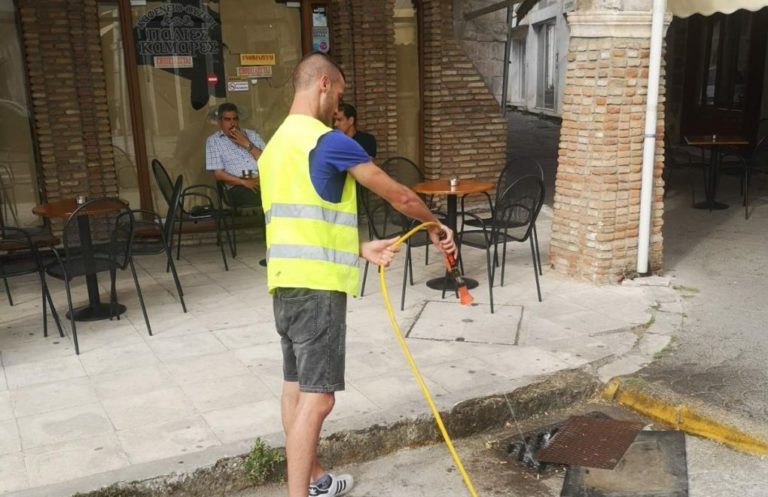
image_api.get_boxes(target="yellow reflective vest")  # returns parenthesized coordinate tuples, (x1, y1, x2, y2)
(259, 114, 360, 295)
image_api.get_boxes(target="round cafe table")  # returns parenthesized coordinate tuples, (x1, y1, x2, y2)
(412, 179, 494, 290)
(33, 198, 128, 321)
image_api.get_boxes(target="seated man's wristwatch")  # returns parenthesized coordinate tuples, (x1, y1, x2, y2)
(246, 142, 254, 152)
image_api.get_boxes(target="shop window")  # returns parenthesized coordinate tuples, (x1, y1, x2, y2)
(0, 0, 40, 227)
(536, 19, 556, 110)
(698, 11, 752, 110)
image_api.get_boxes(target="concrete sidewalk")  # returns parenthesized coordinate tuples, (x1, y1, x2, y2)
(0, 208, 681, 497)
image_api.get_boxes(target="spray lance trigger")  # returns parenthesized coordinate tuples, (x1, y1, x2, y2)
(438, 229, 474, 306)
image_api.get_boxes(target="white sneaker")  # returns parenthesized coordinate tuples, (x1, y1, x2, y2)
(308, 473, 354, 497)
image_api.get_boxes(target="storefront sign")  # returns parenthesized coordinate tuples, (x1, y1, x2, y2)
(312, 27, 329, 53)
(240, 53, 276, 66)
(236, 66, 273, 78)
(133, 2, 226, 108)
(135, 4, 220, 57)
(227, 80, 250, 92)
(153, 55, 193, 69)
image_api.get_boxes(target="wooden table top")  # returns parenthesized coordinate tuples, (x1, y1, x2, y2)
(413, 179, 494, 196)
(684, 135, 750, 146)
(33, 198, 128, 219)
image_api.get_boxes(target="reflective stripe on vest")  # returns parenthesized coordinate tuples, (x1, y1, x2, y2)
(265, 203, 357, 227)
(267, 244, 360, 267)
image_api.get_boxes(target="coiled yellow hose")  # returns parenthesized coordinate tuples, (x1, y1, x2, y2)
(377, 221, 479, 497)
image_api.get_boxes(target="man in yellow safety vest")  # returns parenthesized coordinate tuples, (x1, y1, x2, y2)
(259, 52, 456, 497)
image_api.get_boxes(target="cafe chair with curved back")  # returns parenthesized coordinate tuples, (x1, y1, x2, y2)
(1, 166, 60, 304)
(743, 135, 768, 220)
(128, 175, 187, 314)
(45, 198, 149, 354)
(358, 185, 430, 311)
(1, 226, 63, 337)
(151, 159, 233, 270)
(460, 162, 544, 279)
(663, 135, 708, 205)
(458, 176, 545, 313)
(215, 180, 264, 258)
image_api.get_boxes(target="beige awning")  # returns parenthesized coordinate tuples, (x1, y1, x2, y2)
(515, 0, 767, 22)
(669, 0, 768, 17)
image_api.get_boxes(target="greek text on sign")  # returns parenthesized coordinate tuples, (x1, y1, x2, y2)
(240, 53, 276, 66)
(153, 55, 193, 69)
(236, 66, 273, 78)
(227, 80, 249, 92)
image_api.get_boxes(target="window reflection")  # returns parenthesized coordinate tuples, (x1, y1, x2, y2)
(0, 0, 40, 227)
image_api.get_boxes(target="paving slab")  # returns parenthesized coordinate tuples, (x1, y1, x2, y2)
(0, 209, 680, 497)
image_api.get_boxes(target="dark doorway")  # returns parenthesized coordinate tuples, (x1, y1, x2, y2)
(680, 8, 768, 144)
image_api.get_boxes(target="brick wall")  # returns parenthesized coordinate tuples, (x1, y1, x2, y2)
(550, 32, 665, 282)
(18, 0, 117, 207)
(331, 0, 506, 205)
(421, 0, 507, 191)
(331, 0, 397, 160)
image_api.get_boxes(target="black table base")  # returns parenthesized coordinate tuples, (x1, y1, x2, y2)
(425, 275, 479, 291)
(67, 303, 126, 322)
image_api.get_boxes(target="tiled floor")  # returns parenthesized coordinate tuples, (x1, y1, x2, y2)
(0, 214, 675, 497)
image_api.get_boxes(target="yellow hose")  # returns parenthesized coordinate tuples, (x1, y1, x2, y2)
(377, 222, 479, 497)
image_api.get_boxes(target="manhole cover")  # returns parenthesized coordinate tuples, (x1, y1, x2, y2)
(561, 431, 688, 497)
(535, 415, 644, 469)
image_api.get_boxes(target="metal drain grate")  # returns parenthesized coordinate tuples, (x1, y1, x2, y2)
(535, 415, 644, 469)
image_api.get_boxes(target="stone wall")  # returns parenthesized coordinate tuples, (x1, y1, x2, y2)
(549, 11, 665, 282)
(421, 0, 507, 188)
(453, 0, 508, 104)
(331, 0, 398, 161)
(331, 0, 507, 208)
(17, 0, 117, 204)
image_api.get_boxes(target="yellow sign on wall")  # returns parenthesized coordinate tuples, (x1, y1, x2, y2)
(240, 53, 276, 66)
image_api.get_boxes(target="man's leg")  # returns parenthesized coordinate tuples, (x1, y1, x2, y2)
(282, 385, 335, 497)
(281, 381, 327, 485)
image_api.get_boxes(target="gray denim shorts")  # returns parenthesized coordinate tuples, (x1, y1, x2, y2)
(273, 288, 347, 393)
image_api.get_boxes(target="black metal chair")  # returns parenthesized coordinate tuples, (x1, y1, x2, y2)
(151, 159, 233, 270)
(743, 136, 768, 220)
(215, 180, 264, 258)
(663, 136, 708, 205)
(1, 226, 62, 337)
(45, 198, 149, 354)
(358, 157, 438, 301)
(129, 175, 187, 314)
(460, 163, 544, 279)
(358, 185, 431, 311)
(458, 176, 545, 313)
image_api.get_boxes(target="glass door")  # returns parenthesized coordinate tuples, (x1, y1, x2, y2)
(99, 2, 143, 209)
(0, 0, 41, 227)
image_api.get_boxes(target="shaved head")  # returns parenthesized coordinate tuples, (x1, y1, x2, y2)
(292, 52, 346, 91)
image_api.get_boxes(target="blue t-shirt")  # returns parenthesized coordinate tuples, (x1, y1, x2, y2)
(309, 130, 371, 202)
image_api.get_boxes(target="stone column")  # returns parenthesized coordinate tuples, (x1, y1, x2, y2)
(549, 9, 667, 283)
(18, 0, 118, 203)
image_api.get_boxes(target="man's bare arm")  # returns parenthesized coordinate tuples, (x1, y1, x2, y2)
(349, 162, 455, 255)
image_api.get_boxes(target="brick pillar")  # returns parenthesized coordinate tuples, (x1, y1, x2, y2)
(550, 11, 667, 283)
(331, 0, 398, 160)
(18, 0, 117, 204)
(421, 0, 506, 186)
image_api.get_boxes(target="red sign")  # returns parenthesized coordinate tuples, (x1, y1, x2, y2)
(207, 73, 218, 85)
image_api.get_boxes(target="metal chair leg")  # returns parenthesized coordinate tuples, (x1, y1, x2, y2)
(129, 258, 152, 336)
(215, 216, 229, 271)
(486, 241, 495, 314)
(176, 218, 184, 260)
(3, 277, 12, 306)
(533, 223, 543, 276)
(400, 245, 411, 311)
(530, 237, 542, 302)
(43, 280, 63, 337)
(62, 279, 79, 355)
(166, 249, 187, 313)
(360, 260, 369, 297)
